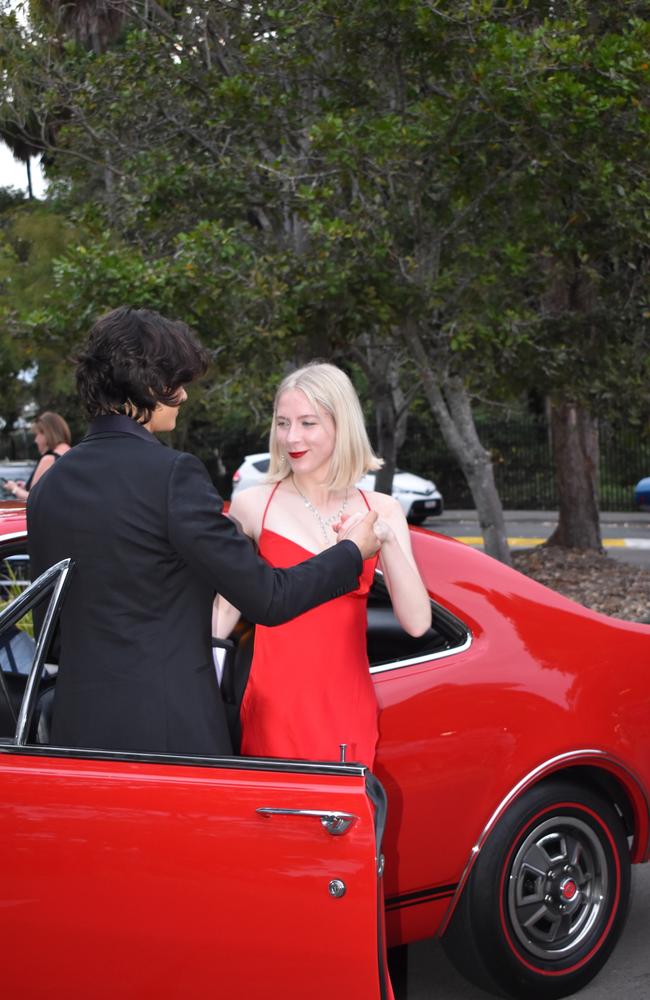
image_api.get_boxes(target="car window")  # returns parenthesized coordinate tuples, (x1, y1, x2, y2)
(0, 549, 35, 689)
(367, 575, 469, 672)
(0, 625, 35, 676)
(0, 560, 65, 743)
(252, 458, 270, 473)
(1, 553, 32, 599)
(0, 634, 53, 743)
(0, 611, 56, 737)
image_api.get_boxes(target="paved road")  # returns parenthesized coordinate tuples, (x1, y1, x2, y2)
(398, 862, 650, 999)
(424, 510, 650, 568)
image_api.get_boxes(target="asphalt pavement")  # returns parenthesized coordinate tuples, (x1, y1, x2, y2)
(425, 509, 650, 568)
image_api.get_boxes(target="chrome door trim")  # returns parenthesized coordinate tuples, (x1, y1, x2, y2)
(0, 741, 368, 777)
(12, 559, 74, 746)
(369, 632, 472, 675)
(0, 558, 72, 741)
(368, 573, 472, 675)
(0, 559, 71, 634)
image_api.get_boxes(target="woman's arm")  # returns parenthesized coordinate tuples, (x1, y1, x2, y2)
(5, 479, 28, 501)
(211, 487, 263, 638)
(29, 455, 56, 489)
(212, 593, 242, 639)
(374, 497, 432, 636)
(7, 456, 56, 499)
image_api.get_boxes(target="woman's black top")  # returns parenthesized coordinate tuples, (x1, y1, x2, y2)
(25, 450, 62, 491)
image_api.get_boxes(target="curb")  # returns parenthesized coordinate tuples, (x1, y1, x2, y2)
(452, 536, 650, 550)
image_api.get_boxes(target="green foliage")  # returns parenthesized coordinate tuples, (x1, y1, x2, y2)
(0, 561, 33, 636)
(0, 0, 648, 453)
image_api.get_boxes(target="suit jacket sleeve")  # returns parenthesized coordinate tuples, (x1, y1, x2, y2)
(167, 452, 363, 625)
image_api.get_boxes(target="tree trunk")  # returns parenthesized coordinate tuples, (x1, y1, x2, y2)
(374, 389, 397, 494)
(350, 340, 409, 496)
(373, 360, 408, 495)
(545, 399, 602, 550)
(25, 158, 33, 199)
(403, 323, 511, 565)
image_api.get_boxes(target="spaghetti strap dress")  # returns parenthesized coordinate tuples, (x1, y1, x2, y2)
(239, 483, 380, 767)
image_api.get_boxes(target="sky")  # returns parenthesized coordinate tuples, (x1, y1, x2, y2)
(1, 4, 47, 196)
(0, 142, 47, 198)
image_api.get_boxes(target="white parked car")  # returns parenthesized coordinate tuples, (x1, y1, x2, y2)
(231, 452, 443, 524)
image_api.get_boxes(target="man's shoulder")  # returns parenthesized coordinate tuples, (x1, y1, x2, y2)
(80, 432, 196, 465)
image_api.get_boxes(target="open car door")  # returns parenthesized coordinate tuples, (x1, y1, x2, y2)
(0, 562, 390, 999)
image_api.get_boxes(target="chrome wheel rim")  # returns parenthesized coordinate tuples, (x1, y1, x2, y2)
(506, 814, 609, 962)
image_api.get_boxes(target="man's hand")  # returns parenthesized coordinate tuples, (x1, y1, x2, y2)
(335, 510, 381, 560)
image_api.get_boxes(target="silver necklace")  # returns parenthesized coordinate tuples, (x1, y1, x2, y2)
(292, 477, 350, 543)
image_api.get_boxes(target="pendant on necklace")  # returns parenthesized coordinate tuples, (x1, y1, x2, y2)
(292, 478, 350, 543)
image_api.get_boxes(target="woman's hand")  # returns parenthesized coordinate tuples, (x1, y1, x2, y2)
(4, 479, 26, 499)
(335, 510, 381, 560)
(373, 518, 395, 544)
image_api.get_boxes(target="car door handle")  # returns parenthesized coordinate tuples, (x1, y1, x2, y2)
(256, 807, 358, 836)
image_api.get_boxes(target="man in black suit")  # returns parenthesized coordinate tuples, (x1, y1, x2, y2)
(27, 307, 379, 757)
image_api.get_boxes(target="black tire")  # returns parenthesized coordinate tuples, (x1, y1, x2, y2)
(442, 779, 631, 1000)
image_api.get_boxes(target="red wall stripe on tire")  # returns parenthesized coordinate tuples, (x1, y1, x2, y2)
(497, 801, 622, 977)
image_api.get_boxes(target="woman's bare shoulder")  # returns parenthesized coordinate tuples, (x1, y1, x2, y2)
(362, 490, 403, 518)
(229, 483, 277, 518)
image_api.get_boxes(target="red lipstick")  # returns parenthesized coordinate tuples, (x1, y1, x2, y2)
(289, 451, 307, 459)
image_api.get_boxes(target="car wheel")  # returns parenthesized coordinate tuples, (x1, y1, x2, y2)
(442, 779, 631, 1000)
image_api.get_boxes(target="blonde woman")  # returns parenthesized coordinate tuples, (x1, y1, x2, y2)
(214, 362, 431, 768)
(5, 412, 72, 501)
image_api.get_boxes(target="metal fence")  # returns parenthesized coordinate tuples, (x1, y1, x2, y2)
(0, 430, 37, 464)
(401, 418, 650, 512)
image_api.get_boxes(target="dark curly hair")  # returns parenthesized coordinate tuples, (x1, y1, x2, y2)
(76, 307, 209, 422)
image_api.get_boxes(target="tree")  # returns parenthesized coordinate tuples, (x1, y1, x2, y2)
(469, 4, 650, 547)
(1, 0, 648, 562)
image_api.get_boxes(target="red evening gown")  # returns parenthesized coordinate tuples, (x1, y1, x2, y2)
(240, 483, 379, 767)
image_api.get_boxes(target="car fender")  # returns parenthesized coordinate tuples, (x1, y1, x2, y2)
(438, 747, 650, 936)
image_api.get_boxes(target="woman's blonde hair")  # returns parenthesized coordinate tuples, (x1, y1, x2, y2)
(268, 362, 383, 490)
(31, 411, 71, 451)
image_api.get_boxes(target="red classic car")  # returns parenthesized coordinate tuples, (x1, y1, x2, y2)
(1, 500, 649, 1000)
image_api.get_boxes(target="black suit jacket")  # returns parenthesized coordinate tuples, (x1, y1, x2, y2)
(27, 415, 362, 757)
